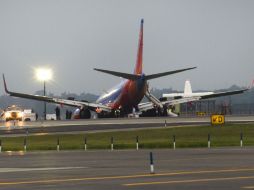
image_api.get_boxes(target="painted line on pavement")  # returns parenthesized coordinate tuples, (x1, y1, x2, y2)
(0, 167, 254, 186)
(0, 167, 87, 173)
(243, 186, 254, 189)
(124, 175, 254, 186)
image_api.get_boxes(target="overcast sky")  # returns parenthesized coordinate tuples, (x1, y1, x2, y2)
(0, 0, 253, 95)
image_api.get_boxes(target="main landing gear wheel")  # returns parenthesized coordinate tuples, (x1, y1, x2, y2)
(79, 108, 91, 119)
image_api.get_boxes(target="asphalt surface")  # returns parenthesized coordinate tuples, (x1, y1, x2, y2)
(0, 148, 254, 189)
(0, 115, 254, 136)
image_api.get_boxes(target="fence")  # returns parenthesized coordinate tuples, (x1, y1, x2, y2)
(0, 132, 249, 152)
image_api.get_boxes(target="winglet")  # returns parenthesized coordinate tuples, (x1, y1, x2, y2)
(2, 74, 10, 94)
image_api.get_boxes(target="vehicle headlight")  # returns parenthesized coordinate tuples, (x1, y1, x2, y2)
(5, 112, 11, 118)
(17, 112, 23, 118)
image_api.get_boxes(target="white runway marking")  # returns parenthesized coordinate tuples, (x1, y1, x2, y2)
(0, 167, 87, 173)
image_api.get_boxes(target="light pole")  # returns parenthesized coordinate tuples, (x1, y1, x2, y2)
(43, 80, 46, 120)
(36, 68, 52, 120)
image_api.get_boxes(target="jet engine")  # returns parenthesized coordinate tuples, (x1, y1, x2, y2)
(73, 108, 91, 119)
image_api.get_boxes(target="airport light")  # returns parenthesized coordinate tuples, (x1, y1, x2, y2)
(36, 68, 52, 82)
(35, 68, 52, 120)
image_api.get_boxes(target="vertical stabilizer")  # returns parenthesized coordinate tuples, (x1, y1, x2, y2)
(134, 19, 144, 75)
(184, 80, 192, 95)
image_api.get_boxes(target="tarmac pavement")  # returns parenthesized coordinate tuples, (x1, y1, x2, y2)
(0, 148, 254, 189)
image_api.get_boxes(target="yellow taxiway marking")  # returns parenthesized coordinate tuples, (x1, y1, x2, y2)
(0, 168, 254, 186)
(124, 176, 254, 186)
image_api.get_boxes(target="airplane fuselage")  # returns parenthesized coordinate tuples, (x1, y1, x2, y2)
(96, 74, 148, 113)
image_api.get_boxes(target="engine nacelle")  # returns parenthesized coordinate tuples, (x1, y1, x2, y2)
(73, 108, 91, 119)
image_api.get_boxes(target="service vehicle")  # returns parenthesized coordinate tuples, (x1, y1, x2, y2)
(2, 105, 24, 121)
(23, 109, 36, 121)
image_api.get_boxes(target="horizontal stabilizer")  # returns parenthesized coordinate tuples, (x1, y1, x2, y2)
(144, 67, 196, 80)
(94, 67, 196, 81)
(94, 68, 140, 80)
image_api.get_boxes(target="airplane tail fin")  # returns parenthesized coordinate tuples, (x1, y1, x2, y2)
(134, 19, 144, 75)
(94, 19, 196, 80)
(184, 80, 192, 95)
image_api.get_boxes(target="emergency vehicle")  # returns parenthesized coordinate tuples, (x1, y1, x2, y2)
(2, 105, 23, 121)
(1, 105, 36, 122)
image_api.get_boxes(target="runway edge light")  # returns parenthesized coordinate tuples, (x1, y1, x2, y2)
(149, 152, 155, 174)
(173, 135, 176, 150)
(136, 136, 139, 150)
(240, 132, 243, 147)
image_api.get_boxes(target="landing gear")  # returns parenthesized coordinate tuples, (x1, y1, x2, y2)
(114, 109, 121, 118)
(161, 105, 169, 116)
(79, 108, 91, 119)
(140, 105, 177, 117)
(140, 108, 157, 117)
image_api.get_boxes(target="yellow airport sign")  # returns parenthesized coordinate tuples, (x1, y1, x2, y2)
(211, 115, 225, 125)
(196, 112, 206, 116)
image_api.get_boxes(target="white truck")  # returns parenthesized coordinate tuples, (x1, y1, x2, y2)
(46, 114, 57, 120)
(2, 105, 23, 121)
(23, 109, 36, 121)
(1, 106, 36, 122)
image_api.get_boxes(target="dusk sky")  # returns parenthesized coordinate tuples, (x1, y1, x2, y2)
(0, 0, 253, 95)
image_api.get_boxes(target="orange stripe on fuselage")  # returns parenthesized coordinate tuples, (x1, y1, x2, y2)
(111, 80, 147, 111)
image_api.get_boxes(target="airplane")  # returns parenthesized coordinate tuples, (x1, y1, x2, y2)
(2, 19, 247, 119)
(162, 79, 248, 100)
(163, 80, 214, 99)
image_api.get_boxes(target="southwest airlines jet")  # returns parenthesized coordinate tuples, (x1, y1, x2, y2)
(2, 19, 247, 118)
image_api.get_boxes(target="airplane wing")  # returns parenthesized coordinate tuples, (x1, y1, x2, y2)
(139, 88, 248, 112)
(2, 75, 112, 112)
(138, 102, 154, 112)
(141, 89, 201, 111)
(161, 97, 201, 106)
(138, 97, 201, 112)
(161, 89, 249, 106)
(200, 89, 249, 99)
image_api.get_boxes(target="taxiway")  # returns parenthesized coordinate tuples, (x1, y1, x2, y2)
(0, 115, 254, 136)
(0, 148, 254, 189)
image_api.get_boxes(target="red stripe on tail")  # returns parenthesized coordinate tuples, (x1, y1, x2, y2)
(134, 19, 144, 75)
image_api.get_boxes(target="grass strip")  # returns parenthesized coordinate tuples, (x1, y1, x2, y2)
(1, 123, 254, 151)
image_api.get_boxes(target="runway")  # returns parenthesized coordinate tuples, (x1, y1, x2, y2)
(0, 115, 254, 136)
(0, 148, 254, 189)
